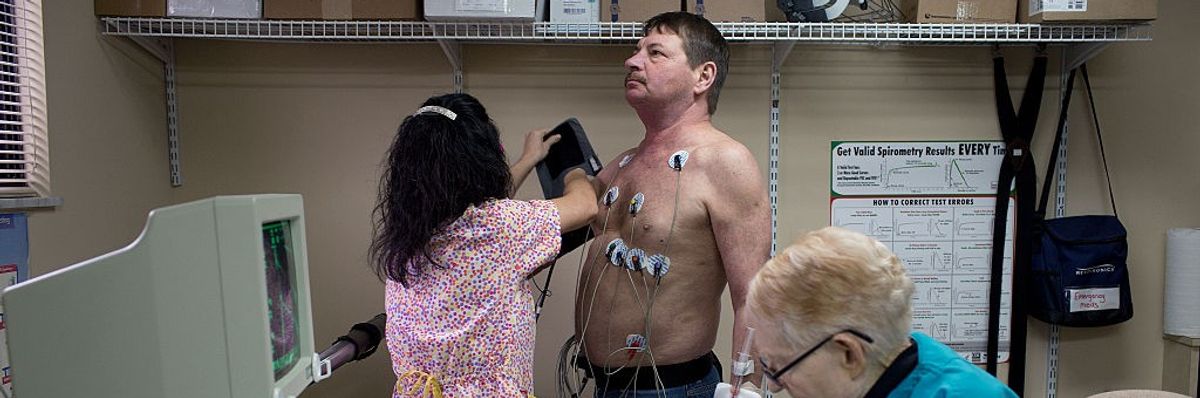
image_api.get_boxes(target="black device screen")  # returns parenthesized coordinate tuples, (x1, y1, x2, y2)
(542, 119, 589, 180)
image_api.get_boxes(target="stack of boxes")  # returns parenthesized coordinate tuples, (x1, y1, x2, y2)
(424, 0, 536, 21)
(1018, 0, 1155, 23)
(95, 0, 1156, 24)
(265, 1, 421, 20)
(901, 0, 1155, 24)
(97, 0, 422, 19)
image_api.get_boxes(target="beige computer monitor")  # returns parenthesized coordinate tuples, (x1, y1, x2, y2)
(3, 194, 316, 398)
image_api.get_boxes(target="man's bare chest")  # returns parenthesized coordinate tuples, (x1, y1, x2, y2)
(594, 153, 710, 262)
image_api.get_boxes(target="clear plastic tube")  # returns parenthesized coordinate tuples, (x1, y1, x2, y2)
(730, 327, 757, 396)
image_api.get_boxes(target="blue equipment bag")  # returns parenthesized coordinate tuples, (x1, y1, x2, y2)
(1031, 216, 1132, 326)
(1029, 65, 1133, 327)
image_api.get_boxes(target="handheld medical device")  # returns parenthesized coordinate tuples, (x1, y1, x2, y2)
(536, 117, 603, 258)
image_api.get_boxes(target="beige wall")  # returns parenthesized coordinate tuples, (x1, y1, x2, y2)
(29, 1, 1199, 397)
(29, 3, 174, 272)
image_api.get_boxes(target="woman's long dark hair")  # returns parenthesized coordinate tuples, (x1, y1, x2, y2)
(370, 93, 512, 287)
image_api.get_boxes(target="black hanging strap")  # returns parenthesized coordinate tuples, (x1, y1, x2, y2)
(987, 49, 1047, 396)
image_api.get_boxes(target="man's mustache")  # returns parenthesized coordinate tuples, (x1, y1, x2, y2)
(625, 73, 646, 84)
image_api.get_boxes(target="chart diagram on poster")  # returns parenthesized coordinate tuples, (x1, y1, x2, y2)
(830, 141, 1013, 364)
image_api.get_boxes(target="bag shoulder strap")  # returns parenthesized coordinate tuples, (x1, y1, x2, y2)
(1037, 65, 1119, 219)
(1081, 65, 1119, 217)
(1038, 68, 1076, 217)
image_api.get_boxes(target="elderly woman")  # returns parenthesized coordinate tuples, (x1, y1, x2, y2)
(746, 227, 1017, 398)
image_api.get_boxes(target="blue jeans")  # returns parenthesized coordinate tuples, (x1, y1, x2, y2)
(595, 364, 721, 398)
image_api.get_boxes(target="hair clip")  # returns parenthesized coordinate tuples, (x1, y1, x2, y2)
(413, 105, 457, 120)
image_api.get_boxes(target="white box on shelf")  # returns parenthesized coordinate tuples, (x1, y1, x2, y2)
(551, 0, 599, 22)
(425, 0, 538, 21)
(168, 0, 262, 18)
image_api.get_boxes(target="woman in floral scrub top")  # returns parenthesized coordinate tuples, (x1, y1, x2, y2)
(371, 93, 598, 397)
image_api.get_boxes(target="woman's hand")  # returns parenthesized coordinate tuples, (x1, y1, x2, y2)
(510, 128, 562, 193)
(519, 128, 561, 165)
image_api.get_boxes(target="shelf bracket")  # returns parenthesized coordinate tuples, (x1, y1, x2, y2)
(1043, 49, 1074, 398)
(1065, 42, 1109, 71)
(436, 39, 464, 93)
(164, 41, 183, 187)
(767, 41, 790, 257)
(111, 27, 184, 187)
(125, 35, 173, 64)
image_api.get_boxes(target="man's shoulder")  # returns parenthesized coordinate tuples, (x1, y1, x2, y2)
(689, 134, 758, 184)
(691, 133, 754, 168)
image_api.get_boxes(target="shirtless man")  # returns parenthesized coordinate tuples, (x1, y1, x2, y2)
(572, 12, 771, 397)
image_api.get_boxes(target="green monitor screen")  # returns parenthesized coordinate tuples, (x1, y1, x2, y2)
(263, 220, 300, 380)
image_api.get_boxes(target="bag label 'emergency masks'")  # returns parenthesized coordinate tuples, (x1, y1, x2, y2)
(1067, 287, 1120, 312)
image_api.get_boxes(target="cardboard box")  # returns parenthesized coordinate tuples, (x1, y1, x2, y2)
(551, 0, 600, 22)
(95, 0, 167, 16)
(353, 0, 420, 19)
(168, 0, 262, 18)
(688, 0, 766, 22)
(424, 0, 537, 21)
(598, 0, 680, 22)
(902, 0, 1016, 23)
(264, 0, 421, 19)
(1019, 0, 1155, 23)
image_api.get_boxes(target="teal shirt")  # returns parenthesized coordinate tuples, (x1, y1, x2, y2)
(887, 332, 1018, 398)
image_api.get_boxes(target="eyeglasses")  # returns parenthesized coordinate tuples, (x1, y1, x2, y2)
(758, 329, 874, 389)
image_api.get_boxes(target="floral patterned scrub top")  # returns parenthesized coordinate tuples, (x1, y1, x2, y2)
(387, 199, 561, 397)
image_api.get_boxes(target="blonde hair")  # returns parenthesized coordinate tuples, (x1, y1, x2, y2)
(748, 227, 915, 364)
